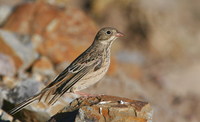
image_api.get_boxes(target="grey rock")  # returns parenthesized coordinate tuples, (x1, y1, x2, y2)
(0, 30, 38, 72)
(0, 53, 16, 77)
(0, 109, 20, 122)
(0, 5, 12, 26)
(6, 77, 43, 104)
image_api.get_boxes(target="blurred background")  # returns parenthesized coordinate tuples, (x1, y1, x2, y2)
(0, 0, 200, 121)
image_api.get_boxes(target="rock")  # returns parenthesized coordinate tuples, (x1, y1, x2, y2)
(0, 0, 24, 7)
(0, 30, 38, 71)
(0, 5, 12, 26)
(0, 53, 16, 77)
(5, 93, 73, 122)
(32, 56, 55, 78)
(1, 76, 18, 90)
(3, 76, 73, 122)
(35, 6, 97, 64)
(6, 77, 44, 104)
(49, 95, 153, 122)
(3, 2, 97, 63)
(0, 109, 20, 122)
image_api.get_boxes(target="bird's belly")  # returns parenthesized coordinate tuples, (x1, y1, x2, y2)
(71, 63, 110, 91)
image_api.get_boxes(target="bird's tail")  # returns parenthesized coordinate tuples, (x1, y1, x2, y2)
(9, 94, 40, 115)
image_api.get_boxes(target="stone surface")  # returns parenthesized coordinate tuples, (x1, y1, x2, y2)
(0, 5, 12, 26)
(32, 56, 55, 77)
(0, 109, 18, 122)
(3, 2, 97, 64)
(49, 95, 153, 122)
(0, 53, 16, 77)
(0, 29, 38, 71)
(6, 77, 44, 104)
(1, 76, 17, 90)
(4, 93, 74, 122)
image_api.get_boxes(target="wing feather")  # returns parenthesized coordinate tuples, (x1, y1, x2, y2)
(48, 66, 93, 105)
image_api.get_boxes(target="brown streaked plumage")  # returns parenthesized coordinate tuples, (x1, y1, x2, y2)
(9, 27, 124, 115)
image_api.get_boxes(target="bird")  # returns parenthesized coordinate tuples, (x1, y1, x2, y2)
(9, 27, 124, 115)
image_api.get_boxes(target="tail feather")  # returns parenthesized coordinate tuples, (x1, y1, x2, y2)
(9, 94, 40, 115)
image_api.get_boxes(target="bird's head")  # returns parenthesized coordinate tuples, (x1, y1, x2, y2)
(94, 27, 124, 45)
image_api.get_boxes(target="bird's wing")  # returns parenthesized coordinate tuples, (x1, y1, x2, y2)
(39, 57, 101, 105)
(42, 47, 95, 90)
(47, 63, 97, 105)
(41, 56, 98, 92)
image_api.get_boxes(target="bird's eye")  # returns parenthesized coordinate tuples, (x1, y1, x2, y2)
(106, 31, 111, 34)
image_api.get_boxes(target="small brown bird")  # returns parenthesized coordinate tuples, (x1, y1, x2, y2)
(9, 27, 124, 115)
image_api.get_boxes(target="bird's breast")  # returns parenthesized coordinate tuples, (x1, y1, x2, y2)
(71, 59, 110, 92)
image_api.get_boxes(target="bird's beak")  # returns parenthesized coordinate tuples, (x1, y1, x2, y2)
(115, 32, 124, 37)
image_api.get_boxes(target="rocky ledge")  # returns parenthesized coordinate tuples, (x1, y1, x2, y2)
(49, 95, 153, 122)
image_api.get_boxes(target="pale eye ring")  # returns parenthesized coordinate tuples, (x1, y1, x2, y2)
(106, 31, 111, 34)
